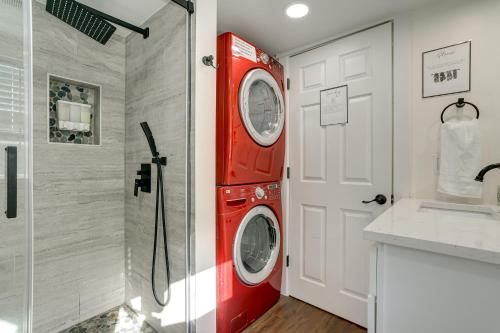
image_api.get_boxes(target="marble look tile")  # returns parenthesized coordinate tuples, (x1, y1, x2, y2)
(31, 2, 126, 332)
(124, 3, 188, 333)
(2, 2, 190, 332)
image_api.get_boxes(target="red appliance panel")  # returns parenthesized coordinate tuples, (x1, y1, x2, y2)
(216, 182, 283, 333)
(216, 32, 286, 186)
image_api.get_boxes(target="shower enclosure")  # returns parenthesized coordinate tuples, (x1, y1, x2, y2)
(0, 0, 32, 332)
(0, 0, 194, 332)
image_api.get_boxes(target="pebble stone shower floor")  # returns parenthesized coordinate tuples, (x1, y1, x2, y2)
(58, 305, 158, 333)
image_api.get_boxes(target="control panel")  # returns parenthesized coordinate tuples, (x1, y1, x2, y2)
(223, 183, 281, 203)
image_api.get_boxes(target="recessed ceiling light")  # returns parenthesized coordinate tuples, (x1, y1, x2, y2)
(286, 3, 309, 19)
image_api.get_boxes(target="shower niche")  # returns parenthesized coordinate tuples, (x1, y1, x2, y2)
(48, 74, 101, 145)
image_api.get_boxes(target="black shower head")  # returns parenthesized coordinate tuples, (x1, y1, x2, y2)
(46, 0, 116, 45)
(140, 122, 159, 157)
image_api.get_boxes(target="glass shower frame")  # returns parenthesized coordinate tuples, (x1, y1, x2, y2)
(0, 0, 33, 332)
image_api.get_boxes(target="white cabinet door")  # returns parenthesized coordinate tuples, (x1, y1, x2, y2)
(377, 244, 500, 333)
(288, 22, 392, 327)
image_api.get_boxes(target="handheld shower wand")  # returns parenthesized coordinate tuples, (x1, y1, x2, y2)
(140, 122, 159, 157)
(139, 122, 170, 306)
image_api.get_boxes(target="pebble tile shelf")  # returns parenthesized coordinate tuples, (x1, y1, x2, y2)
(49, 76, 99, 145)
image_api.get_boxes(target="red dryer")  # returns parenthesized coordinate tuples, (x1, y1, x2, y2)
(216, 182, 283, 333)
(216, 32, 286, 186)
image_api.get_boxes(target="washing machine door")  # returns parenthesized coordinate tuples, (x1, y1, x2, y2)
(233, 205, 281, 285)
(239, 69, 285, 147)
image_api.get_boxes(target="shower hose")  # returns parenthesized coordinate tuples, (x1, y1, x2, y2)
(151, 155, 171, 306)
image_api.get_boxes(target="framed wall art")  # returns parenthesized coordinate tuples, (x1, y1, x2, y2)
(422, 40, 471, 98)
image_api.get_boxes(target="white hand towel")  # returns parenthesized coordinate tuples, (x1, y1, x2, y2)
(58, 121, 90, 132)
(438, 118, 482, 198)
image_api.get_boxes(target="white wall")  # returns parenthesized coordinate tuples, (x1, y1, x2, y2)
(409, 0, 500, 204)
(194, 0, 217, 331)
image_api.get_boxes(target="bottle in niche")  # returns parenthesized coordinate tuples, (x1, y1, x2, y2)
(497, 186, 500, 206)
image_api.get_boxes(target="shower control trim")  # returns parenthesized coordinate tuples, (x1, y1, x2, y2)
(153, 156, 167, 166)
(134, 163, 151, 196)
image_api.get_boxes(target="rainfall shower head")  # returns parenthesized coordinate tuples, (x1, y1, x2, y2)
(46, 0, 150, 45)
(46, 0, 116, 45)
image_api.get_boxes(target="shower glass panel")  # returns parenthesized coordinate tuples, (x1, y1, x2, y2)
(29, 0, 192, 332)
(0, 0, 32, 332)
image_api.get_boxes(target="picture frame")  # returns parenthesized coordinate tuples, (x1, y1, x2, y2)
(320, 84, 348, 126)
(422, 40, 471, 98)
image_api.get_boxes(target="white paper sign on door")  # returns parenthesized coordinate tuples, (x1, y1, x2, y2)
(320, 85, 348, 126)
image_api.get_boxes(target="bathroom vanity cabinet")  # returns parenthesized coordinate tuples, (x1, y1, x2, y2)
(364, 199, 500, 333)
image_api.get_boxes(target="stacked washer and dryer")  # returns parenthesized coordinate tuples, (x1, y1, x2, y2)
(216, 32, 286, 333)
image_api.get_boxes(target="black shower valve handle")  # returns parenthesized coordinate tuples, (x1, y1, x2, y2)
(134, 179, 141, 197)
(134, 164, 152, 196)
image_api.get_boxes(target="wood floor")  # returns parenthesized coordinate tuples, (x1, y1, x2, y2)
(244, 296, 367, 333)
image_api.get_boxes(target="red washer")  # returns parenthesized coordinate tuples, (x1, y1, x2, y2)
(217, 32, 286, 186)
(216, 182, 283, 333)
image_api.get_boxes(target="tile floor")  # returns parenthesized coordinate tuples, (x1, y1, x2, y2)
(59, 305, 158, 333)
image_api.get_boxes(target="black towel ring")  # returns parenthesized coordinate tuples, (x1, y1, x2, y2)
(440, 98, 480, 123)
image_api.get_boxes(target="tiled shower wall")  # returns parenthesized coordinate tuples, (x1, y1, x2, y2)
(124, 3, 187, 333)
(32, 2, 126, 332)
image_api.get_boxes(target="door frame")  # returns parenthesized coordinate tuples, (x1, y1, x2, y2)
(279, 17, 412, 295)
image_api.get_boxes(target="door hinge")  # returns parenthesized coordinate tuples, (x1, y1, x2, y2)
(286, 255, 290, 267)
(286, 167, 290, 179)
(391, 194, 394, 205)
(286, 78, 290, 90)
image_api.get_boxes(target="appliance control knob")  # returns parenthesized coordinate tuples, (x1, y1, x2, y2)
(260, 53, 270, 64)
(255, 187, 265, 199)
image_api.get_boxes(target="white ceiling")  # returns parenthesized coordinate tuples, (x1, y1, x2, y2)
(78, 0, 167, 28)
(218, 0, 439, 55)
(79, 0, 167, 36)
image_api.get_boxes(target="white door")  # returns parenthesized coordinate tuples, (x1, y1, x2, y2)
(288, 22, 393, 327)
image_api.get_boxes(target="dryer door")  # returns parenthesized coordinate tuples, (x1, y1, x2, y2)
(233, 205, 281, 285)
(239, 69, 285, 146)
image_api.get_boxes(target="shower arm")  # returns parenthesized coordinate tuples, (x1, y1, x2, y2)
(80, 0, 194, 39)
(78, 2, 150, 39)
(83, 0, 194, 38)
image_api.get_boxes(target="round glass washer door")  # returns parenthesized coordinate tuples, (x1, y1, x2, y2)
(233, 205, 281, 285)
(239, 69, 285, 147)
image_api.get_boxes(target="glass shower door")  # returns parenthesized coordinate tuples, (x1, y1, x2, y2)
(0, 0, 31, 332)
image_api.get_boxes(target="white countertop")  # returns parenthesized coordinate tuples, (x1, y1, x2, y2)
(364, 198, 500, 265)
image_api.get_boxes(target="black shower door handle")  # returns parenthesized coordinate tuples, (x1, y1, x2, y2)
(5, 146, 17, 219)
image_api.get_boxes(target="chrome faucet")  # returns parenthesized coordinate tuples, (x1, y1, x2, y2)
(475, 163, 500, 182)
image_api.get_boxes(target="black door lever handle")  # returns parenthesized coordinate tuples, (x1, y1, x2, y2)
(362, 194, 387, 205)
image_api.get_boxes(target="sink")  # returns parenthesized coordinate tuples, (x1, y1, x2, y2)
(419, 201, 500, 221)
